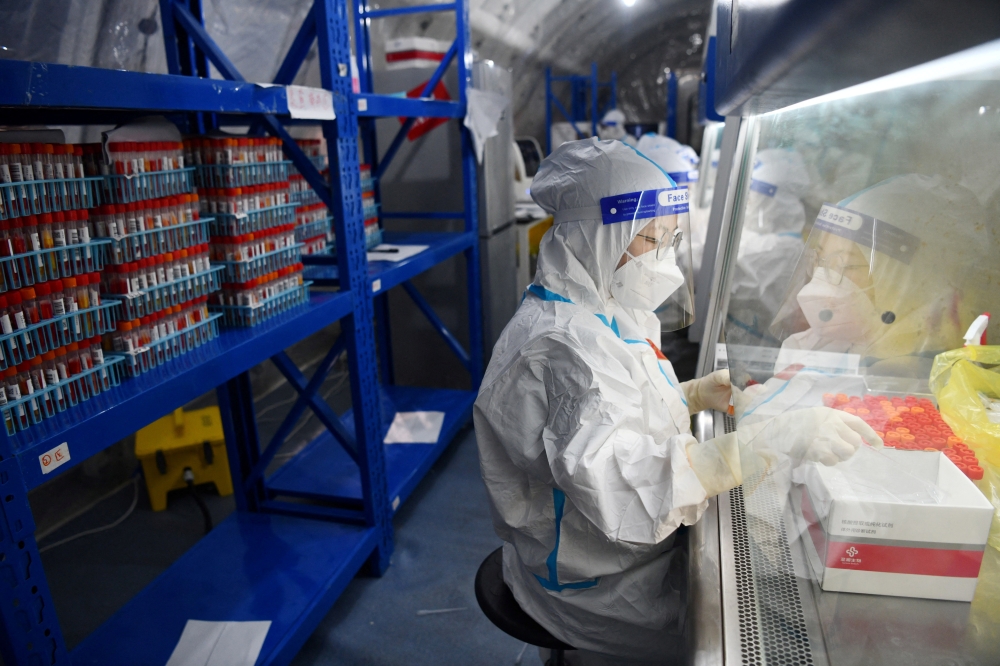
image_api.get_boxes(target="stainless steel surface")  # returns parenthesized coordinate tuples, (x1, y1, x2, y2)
(690, 497, 724, 666)
(690, 409, 723, 666)
(473, 61, 515, 236)
(693, 116, 754, 377)
(479, 222, 517, 358)
(689, 116, 741, 345)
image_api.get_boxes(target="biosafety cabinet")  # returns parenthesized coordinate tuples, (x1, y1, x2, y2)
(690, 1, 1000, 664)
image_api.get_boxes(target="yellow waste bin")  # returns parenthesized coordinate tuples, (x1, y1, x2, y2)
(135, 407, 233, 511)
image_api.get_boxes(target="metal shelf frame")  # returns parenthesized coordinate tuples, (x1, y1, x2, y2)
(544, 61, 617, 154)
(0, 0, 482, 663)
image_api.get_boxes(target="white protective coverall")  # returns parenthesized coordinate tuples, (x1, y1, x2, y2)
(474, 139, 877, 662)
(727, 148, 810, 346)
(474, 139, 729, 661)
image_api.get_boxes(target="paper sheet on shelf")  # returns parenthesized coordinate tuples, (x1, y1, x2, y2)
(285, 85, 336, 120)
(165, 620, 271, 666)
(366, 244, 429, 263)
(384, 411, 446, 444)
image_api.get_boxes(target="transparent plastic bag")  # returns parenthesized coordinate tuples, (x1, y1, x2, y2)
(930, 345, 1000, 549)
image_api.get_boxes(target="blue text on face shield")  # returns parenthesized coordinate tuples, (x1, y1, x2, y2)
(749, 179, 778, 197)
(600, 187, 689, 225)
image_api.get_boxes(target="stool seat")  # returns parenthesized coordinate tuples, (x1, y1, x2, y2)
(475, 547, 574, 651)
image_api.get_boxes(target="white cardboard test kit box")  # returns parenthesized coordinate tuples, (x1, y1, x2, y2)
(791, 449, 993, 602)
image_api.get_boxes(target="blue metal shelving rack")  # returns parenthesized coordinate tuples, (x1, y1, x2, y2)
(0, 0, 481, 663)
(545, 62, 617, 154)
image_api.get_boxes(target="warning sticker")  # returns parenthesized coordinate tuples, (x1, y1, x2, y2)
(39, 442, 71, 474)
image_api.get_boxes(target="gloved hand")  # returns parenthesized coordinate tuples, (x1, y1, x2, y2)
(740, 406, 883, 466)
(686, 432, 741, 497)
(682, 369, 732, 414)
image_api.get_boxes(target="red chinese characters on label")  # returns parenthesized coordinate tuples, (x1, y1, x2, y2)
(39, 442, 71, 474)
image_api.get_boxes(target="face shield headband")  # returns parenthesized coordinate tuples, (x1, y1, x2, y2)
(600, 187, 696, 330)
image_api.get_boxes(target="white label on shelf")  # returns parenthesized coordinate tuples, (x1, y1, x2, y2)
(285, 85, 336, 120)
(372, 278, 381, 293)
(39, 442, 71, 474)
(357, 98, 368, 112)
(392, 496, 401, 511)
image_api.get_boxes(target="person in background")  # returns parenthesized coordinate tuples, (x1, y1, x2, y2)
(770, 173, 1000, 378)
(726, 148, 811, 348)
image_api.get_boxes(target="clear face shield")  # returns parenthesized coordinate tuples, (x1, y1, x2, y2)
(602, 186, 696, 330)
(770, 203, 919, 345)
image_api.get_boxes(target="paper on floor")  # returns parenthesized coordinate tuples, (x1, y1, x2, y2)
(166, 620, 271, 666)
(384, 411, 446, 444)
(366, 244, 429, 263)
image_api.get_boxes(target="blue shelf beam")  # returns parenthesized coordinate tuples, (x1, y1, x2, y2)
(0, 60, 290, 116)
(7, 290, 353, 491)
(71, 514, 380, 666)
(362, 2, 457, 19)
(302, 231, 476, 295)
(267, 386, 477, 511)
(402, 280, 472, 371)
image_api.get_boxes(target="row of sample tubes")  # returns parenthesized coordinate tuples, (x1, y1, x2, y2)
(110, 297, 218, 378)
(0, 209, 102, 289)
(209, 226, 297, 263)
(104, 142, 186, 176)
(0, 274, 108, 368)
(198, 183, 292, 216)
(0, 142, 96, 218)
(2, 336, 118, 435)
(184, 137, 285, 166)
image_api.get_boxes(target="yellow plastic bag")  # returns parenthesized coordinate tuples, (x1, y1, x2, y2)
(930, 345, 1000, 550)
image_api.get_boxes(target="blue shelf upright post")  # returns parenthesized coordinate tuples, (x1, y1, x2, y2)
(666, 69, 678, 138)
(456, 0, 484, 387)
(314, 0, 394, 573)
(352, 0, 395, 387)
(0, 455, 70, 664)
(590, 61, 600, 138)
(160, 0, 216, 133)
(157, 0, 395, 569)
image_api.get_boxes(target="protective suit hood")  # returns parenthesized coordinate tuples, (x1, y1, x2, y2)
(636, 134, 700, 184)
(530, 137, 677, 315)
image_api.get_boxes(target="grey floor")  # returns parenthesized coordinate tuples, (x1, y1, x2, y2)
(36, 426, 542, 665)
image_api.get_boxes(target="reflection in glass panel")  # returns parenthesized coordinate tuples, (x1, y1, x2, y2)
(721, 41, 1000, 665)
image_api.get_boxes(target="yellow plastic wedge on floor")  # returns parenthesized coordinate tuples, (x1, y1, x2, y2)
(135, 407, 233, 511)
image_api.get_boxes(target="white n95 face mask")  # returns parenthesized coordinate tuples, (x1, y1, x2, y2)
(610, 246, 685, 311)
(796, 267, 879, 342)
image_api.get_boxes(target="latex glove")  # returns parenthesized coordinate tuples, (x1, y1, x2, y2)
(682, 369, 732, 414)
(740, 406, 883, 466)
(686, 432, 741, 497)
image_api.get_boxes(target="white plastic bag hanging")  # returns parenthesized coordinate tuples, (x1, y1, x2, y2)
(463, 89, 508, 164)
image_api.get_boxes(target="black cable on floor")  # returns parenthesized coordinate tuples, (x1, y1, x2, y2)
(183, 468, 213, 534)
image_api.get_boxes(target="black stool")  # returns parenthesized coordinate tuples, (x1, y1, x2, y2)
(475, 547, 575, 666)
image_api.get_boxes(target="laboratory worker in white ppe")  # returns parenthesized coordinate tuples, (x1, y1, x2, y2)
(726, 148, 810, 347)
(770, 173, 1000, 377)
(598, 109, 637, 145)
(474, 138, 879, 665)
